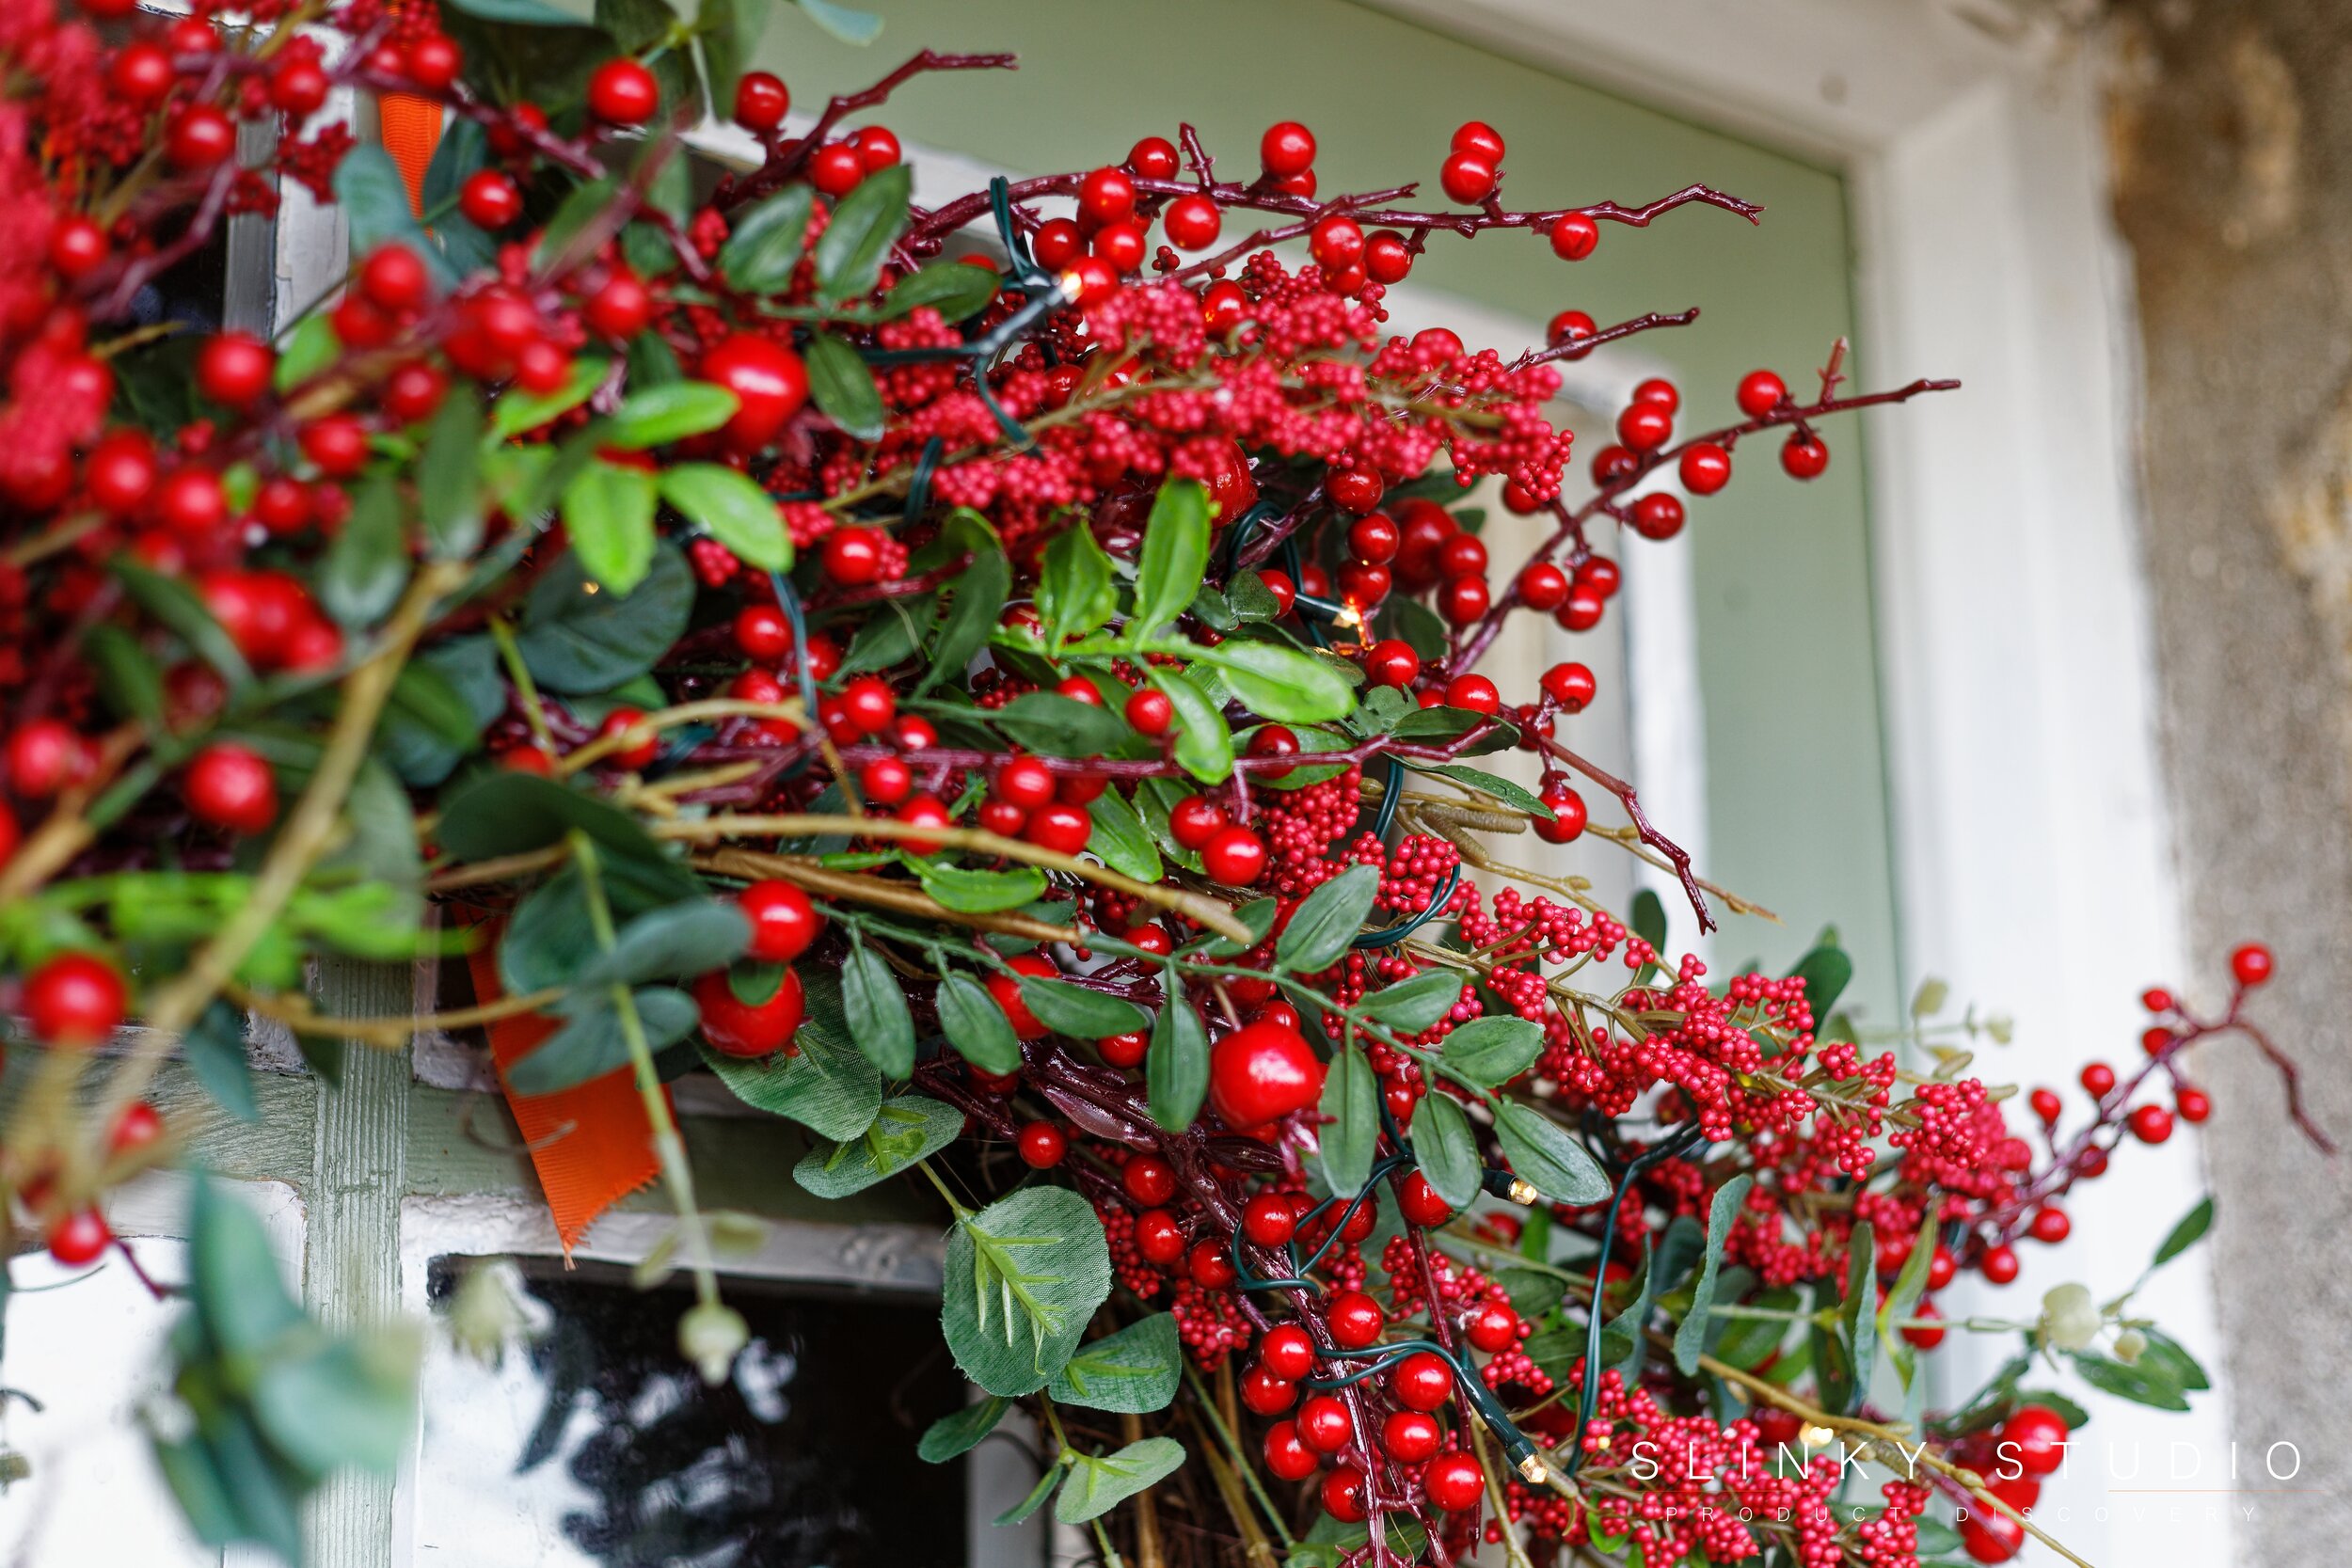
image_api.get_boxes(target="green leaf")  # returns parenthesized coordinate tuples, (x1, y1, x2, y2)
(1830, 1222, 1876, 1415)
(335, 146, 453, 286)
(718, 184, 818, 293)
(563, 459, 660, 594)
(1598, 1234, 1660, 1376)
(1147, 995, 1208, 1132)
(994, 1465, 1060, 1527)
(843, 940, 915, 1078)
(189, 1178, 305, 1359)
(694, 0, 766, 119)
(1715, 1286, 1800, 1370)
(419, 391, 485, 560)
(442, 0, 582, 23)
(420, 119, 496, 277)
(701, 1023, 882, 1140)
(814, 163, 913, 300)
(167, 1405, 303, 1563)
(1878, 1200, 1941, 1387)
(1410, 763, 1554, 821)
(1788, 931, 1852, 1020)
(989, 691, 1134, 756)
(319, 475, 410, 628)
(1317, 1046, 1378, 1195)
(1191, 640, 1357, 724)
(516, 540, 693, 693)
(111, 557, 250, 687)
(1438, 1016, 1544, 1087)
(183, 1000, 260, 1123)
(792, 0, 883, 45)
(881, 260, 998, 322)
(1048, 1313, 1182, 1413)
(1086, 790, 1162, 882)
(1038, 521, 1118, 645)
(1492, 1103, 1609, 1204)
(436, 771, 701, 907)
(84, 624, 163, 724)
(657, 462, 790, 571)
(1017, 975, 1149, 1039)
(489, 354, 607, 439)
(916, 860, 1048, 913)
(1630, 889, 1667, 955)
(942, 1184, 1114, 1396)
(2067, 1350, 2191, 1411)
(794, 1094, 963, 1197)
(1277, 863, 1378, 974)
(251, 1335, 416, 1478)
(274, 313, 339, 393)
(916, 513, 1009, 693)
(918, 1396, 1010, 1463)
(607, 383, 741, 449)
(1359, 971, 1463, 1034)
(505, 987, 698, 1095)
(1676, 1175, 1756, 1376)
(1412, 1089, 1481, 1211)
(2152, 1196, 2213, 1271)
(1056, 1436, 1184, 1524)
(1146, 667, 1235, 783)
(803, 333, 886, 441)
(1194, 897, 1277, 959)
(1130, 480, 1211, 643)
(576, 900, 750, 988)
(2134, 1326, 2211, 1392)
(936, 973, 1023, 1075)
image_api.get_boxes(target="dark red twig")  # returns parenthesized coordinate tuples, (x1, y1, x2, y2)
(730, 51, 1019, 208)
(1537, 735, 1713, 933)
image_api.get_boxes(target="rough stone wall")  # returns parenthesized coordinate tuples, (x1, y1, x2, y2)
(2104, 3, 2352, 1560)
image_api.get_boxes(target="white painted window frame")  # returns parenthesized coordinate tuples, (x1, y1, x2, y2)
(1350, 1, 2218, 1561)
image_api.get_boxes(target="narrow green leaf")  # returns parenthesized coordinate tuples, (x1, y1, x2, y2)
(718, 184, 818, 293)
(1086, 790, 1162, 882)
(1192, 639, 1357, 724)
(1676, 1175, 1756, 1376)
(1788, 931, 1853, 1020)
(936, 973, 1022, 1075)
(1317, 1046, 1377, 1195)
(1438, 1016, 1544, 1088)
(515, 540, 693, 694)
(701, 1020, 882, 1140)
(881, 260, 999, 322)
(1492, 1102, 1609, 1204)
(1146, 667, 1235, 783)
(1877, 1198, 1941, 1387)
(419, 391, 485, 560)
(1038, 521, 1118, 645)
(489, 354, 607, 439)
(657, 462, 790, 571)
(989, 691, 1134, 757)
(803, 333, 886, 441)
(814, 163, 913, 300)
(1276, 863, 1379, 974)
(792, 0, 883, 45)
(575, 901, 751, 988)
(1359, 971, 1463, 1034)
(2152, 1196, 2213, 1271)
(1017, 975, 1149, 1039)
(1130, 480, 1211, 643)
(916, 512, 1009, 693)
(1412, 1089, 1481, 1211)
(606, 382, 740, 449)
(919, 1396, 1010, 1463)
(1147, 996, 1208, 1132)
(320, 475, 410, 628)
(563, 459, 660, 594)
(916, 860, 1048, 913)
(843, 941, 915, 1078)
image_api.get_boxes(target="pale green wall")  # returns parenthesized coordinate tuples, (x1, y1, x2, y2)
(755, 0, 1903, 1016)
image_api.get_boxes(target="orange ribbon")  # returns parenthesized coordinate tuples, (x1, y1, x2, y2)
(378, 93, 443, 216)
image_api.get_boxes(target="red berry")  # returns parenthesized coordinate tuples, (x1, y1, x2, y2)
(167, 106, 236, 169)
(2079, 1062, 2116, 1099)
(1098, 1029, 1148, 1069)
(1517, 562, 1570, 612)
(1189, 1239, 1237, 1289)
(49, 217, 108, 280)
(1125, 688, 1173, 736)
(739, 880, 823, 963)
(587, 58, 660, 125)
(1208, 1020, 1323, 1128)
(1025, 801, 1093, 856)
(1163, 194, 1221, 251)
(1781, 431, 1830, 479)
(851, 125, 901, 172)
(1737, 369, 1788, 418)
(1900, 1298, 1947, 1349)
(358, 245, 430, 314)
(1168, 794, 1226, 850)
(1321, 1466, 1368, 1523)
(810, 141, 865, 196)
(2002, 1404, 2071, 1475)
(2230, 942, 2274, 987)
(1465, 1302, 1518, 1354)
(1679, 441, 1732, 495)
(595, 706, 660, 770)
(1549, 212, 1598, 261)
(1423, 1452, 1484, 1512)
(1631, 491, 1686, 541)
(86, 432, 157, 516)
(1296, 1393, 1351, 1453)
(1979, 1244, 2020, 1286)
(1310, 216, 1364, 273)
(702, 334, 809, 454)
(1364, 639, 1420, 689)
(1016, 1121, 1066, 1169)
(299, 414, 369, 477)
(839, 674, 896, 735)
(693, 965, 805, 1057)
(1452, 120, 1506, 162)
(197, 332, 274, 408)
(1326, 1291, 1385, 1349)
(1533, 785, 1587, 845)
(1264, 1421, 1317, 1481)
(1443, 673, 1500, 714)
(1383, 1409, 1441, 1463)
(1438, 575, 1490, 626)
(24, 952, 127, 1047)
(1439, 150, 1496, 205)
(1126, 1211, 1183, 1269)
(459, 169, 522, 230)
(993, 756, 1057, 810)
(1127, 135, 1180, 179)
(1077, 166, 1136, 228)
(2177, 1085, 2212, 1123)
(2028, 1087, 2063, 1124)
(585, 271, 655, 340)
(1618, 403, 1673, 451)
(1240, 1362, 1297, 1415)
(858, 756, 913, 806)
(2028, 1206, 2071, 1244)
(1960, 1512, 2025, 1563)
(109, 1101, 166, 1156)
(1541, 661, 1596, 711)
(986, 954, 1057, 1038)
(1549, 308, 1597, 345)
(404, 33, 463, 90)
(821, 526, 882, 585)
(734, 71, 790, 132)
(110, 42, 175, 104)
(1391, 1350, 1453, 1412)
(1260, 121, 1316, 178)
(1928, 1245, 1957, 1290)
(1244, 1193, 1298, 1247)
(2129, 1103, 2175, 1144)
(184, 743, 278, 834)
(47, 1210, 111, 1267)
(1364, 230, 1412, 283)
(1201, 824, 1268, 886)
(1259, 1323, 1315, 1381)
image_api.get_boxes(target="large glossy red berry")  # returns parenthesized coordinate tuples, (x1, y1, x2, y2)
(185, 743, 278, 834)
(167, 106, 236, 169)
(197, 332, 274, 408)
(993, 756, 1057, 811)
(986, 954, 1057, 1038)
(1391, 1350, 1454, 1412)
(1439, 150, 1497, 205)
(1259, 1322, 1315, 1381)
(47, 1210, 111, 1267)
(1264, 1421, 1318, 1481)
(1534, 785, 1587, 845)
(402, 32, 462, 89)
(1076, 166, 1136, 228)
(739, 880, 822, 963)
(2003, 1404, 2071, 1475)
(1515, 562, 1569, 613)
(1382, 1409, 1440, 1464)
(1128, 1208, 1181, 1266)
(1549, 212, 1599, 261)
(86, 431, 157, 515)
(1444, 673, 1500, 714)
(1364, 640, 1420, 689)
(459, 169, 521, 229)
(693, 965, 805, 1057)
(2177, 1085, 2212, 1122)
(49, 216, 108, 280)
(111, 42, 175, 104)
(25, 952, 127, 1047)
(1452, 120, 1506, 161)
(1618, 403, 1673, 451)
(1326, 1291, 1385, 1349)
(1123, 1154, 1177, 1207)
(1423, 1452, 1484, 1512)
(1025, 801, 1092, 856)
(1310, 215, 1364, 272)
(300, 414, 369, 477)
(1125, 688, 1173, 736)
(1016, 1120, 1066, 1169)
(1960, 1511, 2025, 1564)
(839, 674, 896, 735)
(358, 245, 430, 314)
(1465, 1302, 1518, 1354)
(2230, 942, 2273, 987)
(1632, 492, 1686, 542)
(1243, 1192, 1298, 1247)
(588, 58, 660, 124)
(821, 526, 882, 585)
(1169, 794, 1226, 849)
(2028, 1206, 2071, 1244)
(110, 1101, 166, 1156)
(734, 71, 790, 132)
(1782, 431, 1830, 479)
(702, 334, 808, 453)
(1321, 1466, 1368, 1522)
(1239, 1362, 1296, 1415)
(584, 271, 654, 340)
(2080, 1061, 2116, 1098)
(1679, 441, 1732, 495)
(1164, 194, 1221, 251)
(1541, 661, 1596, 711)
(1201, 824, 1268, 886)
(1397, 1171, 1454, 1227)
(1208, 1021, 1323, 1129)
(2028, 1086, 2062, 1124)
(856, 129, 905, 172)
(1296, 1393, 1352, 1453)
(1260, 121, 1316, 177)
(1737, 368, 1788, 418)
(1979, 1244, 2020, 1285)
(2129, 1103, 2175, 1144)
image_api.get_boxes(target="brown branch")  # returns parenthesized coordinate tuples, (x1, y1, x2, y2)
(1537, 736, 1714, 933)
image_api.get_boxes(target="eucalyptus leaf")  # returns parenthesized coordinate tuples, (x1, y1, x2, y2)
(936, 973, 1022, 1075)
(1317, 1046, 1378, 1195)
(941, 1185, 1113, 1396)
(1492, 1103, 1609, 1204)
(1276, 863, 1378, 974)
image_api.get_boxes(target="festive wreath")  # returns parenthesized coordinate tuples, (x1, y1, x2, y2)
(0, 2, 2331, 1564)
